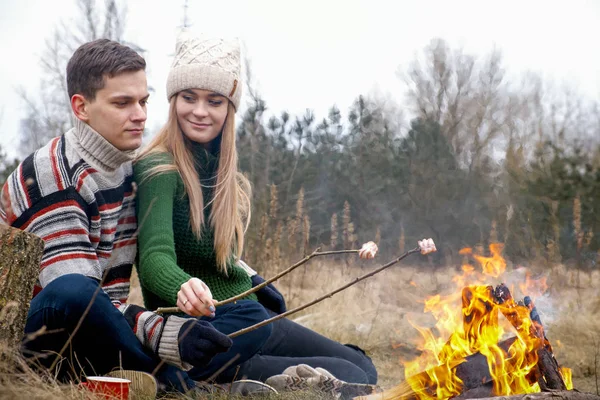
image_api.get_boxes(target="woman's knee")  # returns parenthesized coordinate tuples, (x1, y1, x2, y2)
(343, 344, 378, 385)
(237, 301, 272, 347)
(215, 300, 272, 351)
(359, 357, 378, 385)
(232, 300, 270, 320)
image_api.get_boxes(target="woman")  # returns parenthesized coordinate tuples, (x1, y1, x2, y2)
(134, 31, 377, 386)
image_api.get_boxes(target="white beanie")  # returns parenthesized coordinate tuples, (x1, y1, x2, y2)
(166, 31, 242, 110)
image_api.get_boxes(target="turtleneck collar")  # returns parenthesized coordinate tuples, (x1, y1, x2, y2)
(190, 140, 219, 177)
(68, 118, 135, 172)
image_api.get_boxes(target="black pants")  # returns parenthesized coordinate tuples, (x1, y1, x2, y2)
(222, 310, 378, 384)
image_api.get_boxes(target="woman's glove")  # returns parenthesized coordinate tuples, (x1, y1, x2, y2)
(251, 274, 287, 315)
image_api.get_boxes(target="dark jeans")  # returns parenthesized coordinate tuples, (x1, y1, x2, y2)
(23, 274, 192, 392)
(22, 274, 271, 392)
(218, 309, 378, 385)
(187, 300, 272, 381)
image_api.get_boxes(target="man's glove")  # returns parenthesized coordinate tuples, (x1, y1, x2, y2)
(118, 304, 232, 370)
(175, 317, 233, 368)
(251, 274, 287, 315)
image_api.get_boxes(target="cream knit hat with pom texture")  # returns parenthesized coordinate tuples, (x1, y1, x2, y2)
(166, 31, 241, 110)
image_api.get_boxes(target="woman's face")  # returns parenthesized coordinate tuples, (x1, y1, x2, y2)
(176, 89, 228, 148)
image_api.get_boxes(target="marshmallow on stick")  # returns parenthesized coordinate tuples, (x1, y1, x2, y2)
(418, 238, 437, 254)
(358, 241, 378, 259)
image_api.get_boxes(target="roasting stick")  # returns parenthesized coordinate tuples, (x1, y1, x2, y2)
(154, 241, 380, 314)
(228, 238, 436, 339)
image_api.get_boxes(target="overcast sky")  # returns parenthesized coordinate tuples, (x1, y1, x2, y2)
(1, 0, 599, 159)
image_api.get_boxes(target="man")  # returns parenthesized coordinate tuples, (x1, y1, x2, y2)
(0, 39, 247, 393)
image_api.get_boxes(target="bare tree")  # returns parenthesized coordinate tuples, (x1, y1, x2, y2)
(402, 38, 600, 180)
(401, 39, 509, 171)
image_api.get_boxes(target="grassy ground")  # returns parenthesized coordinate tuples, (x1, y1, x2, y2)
(2, 259, 599, 399)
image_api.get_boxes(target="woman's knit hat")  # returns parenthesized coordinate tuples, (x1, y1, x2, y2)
(166, 31, 242, 110)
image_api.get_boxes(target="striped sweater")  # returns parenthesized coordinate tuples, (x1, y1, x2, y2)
(0, 119, 195, 369)
(0, 118, 137, 303)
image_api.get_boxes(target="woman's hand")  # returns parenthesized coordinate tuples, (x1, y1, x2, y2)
(177, 278, 217, 317)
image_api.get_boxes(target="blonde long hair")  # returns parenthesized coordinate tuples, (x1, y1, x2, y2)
(136, 99, 252, 273)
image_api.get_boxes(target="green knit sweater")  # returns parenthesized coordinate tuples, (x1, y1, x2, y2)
(134, 145, 257, 311)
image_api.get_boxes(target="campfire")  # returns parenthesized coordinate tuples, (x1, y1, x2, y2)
(362, 243, 573, 400)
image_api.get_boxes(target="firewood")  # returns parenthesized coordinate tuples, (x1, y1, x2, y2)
(493, 284, 567, 391)
(535, 346, 567, 391)
(455, 337, 518, 391)
(452, 382, 494, 399)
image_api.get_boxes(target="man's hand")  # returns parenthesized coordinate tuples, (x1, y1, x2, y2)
(119, 304, 231, 370)
(177, 318, 233, 367)
(178, 278, 216, 317)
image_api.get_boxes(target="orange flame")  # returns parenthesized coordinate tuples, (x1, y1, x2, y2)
(561, 368, 573, 390)
(519, 272, 548, 298)
(401, 244, 570, 399)
(473, 243, 506, 278)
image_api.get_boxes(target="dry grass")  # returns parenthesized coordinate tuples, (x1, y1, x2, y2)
(0, 347, 101, 400)
(2, 259, 599, 399)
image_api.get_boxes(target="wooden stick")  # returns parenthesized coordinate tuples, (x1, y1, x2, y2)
(227, 247, 421, 338)
(154, 248, 361, 314)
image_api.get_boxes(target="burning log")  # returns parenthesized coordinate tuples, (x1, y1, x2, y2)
(452, 383, 494, 399)
(492, 283, 566, 391)
(454, 337, 518, 392)
(535, 347, 567, 391)
(523, 296, 544, 338)
(373, 337, 519, 399)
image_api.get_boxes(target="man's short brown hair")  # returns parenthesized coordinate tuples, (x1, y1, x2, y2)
(67, 39, 146, 100)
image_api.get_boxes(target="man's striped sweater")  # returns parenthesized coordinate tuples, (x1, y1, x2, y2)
(0, 118, 136, 303)
(0, 119, 195, 369)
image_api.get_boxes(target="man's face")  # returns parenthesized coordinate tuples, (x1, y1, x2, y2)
(81, 70, 149, 151)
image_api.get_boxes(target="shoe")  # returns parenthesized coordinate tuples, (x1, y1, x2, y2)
(267, 364, 381, 399)
(265, 374, 312, 392)
(105, 369, 157, 400)
(315, 367, 337, 379)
